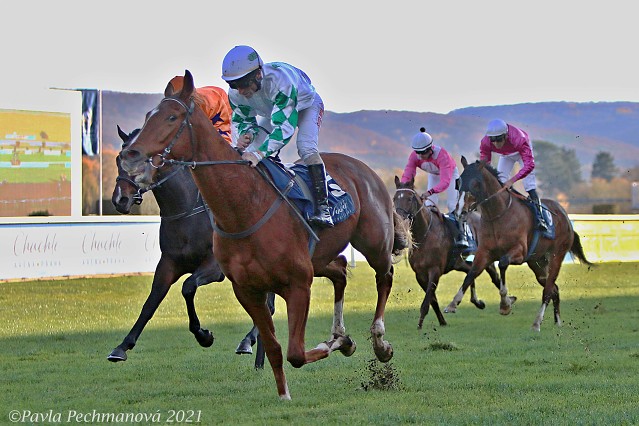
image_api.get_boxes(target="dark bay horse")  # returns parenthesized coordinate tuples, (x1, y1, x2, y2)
(108, 126, 226, 362)
(446, 157, 593, 331)
(119, 70, 409, 399)
(393, 177, 515, 329)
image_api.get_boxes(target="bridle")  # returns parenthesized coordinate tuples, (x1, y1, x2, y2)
(394, 188, 424, 222)
(116, 165, 185, 206)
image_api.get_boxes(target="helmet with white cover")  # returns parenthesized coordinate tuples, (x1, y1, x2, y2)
(485, 119, 508, 137)
(411, 127, 433, 151)
(221, 45, 263, 82)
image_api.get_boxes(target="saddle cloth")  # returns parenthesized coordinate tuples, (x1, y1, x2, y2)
(524, 201, 556, 239)
(260, 157, 356, 225)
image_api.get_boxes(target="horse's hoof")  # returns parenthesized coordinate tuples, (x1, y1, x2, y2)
(107, 348, 127, 362)
(509, 296, 517, 304)
(235, 338, 253, 355)
(338, 336, 356, 357)
(473, 300, 486, 310)
(373, 342, 393, 363)
(531, 324, 541, 332)
(444, 306, 456, 314)
(196, 330, 214, 348)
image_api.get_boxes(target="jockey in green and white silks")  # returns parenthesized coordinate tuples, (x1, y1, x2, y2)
(221, 45, 333, 228)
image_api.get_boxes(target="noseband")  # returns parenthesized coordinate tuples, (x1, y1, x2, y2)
(116, 165, 186, 205)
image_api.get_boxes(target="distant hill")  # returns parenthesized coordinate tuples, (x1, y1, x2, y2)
(101, 93, 639, 173)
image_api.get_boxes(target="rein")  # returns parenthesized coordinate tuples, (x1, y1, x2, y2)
(465, 185, 513, 222)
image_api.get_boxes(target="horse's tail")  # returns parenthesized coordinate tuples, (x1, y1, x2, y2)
(570, 230, 595, 269)
(392, 210, 412, 257)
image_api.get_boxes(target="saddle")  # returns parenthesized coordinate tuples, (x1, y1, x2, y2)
(259, 157, 356, 226)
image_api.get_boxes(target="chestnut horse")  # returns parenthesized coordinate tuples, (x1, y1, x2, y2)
(109, 126, 348, 370)
(446, 157, 593, 331)
(393, 177, 515, 329)
(119, 70, 409, 399)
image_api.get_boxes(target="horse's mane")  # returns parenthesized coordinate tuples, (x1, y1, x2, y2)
(472, 160, 503, 186)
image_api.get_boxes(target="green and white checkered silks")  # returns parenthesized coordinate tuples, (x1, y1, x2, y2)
(231, 84, 299, 158)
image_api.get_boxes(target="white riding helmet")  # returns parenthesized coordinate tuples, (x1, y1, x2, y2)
(221, 45, 264, 82)
(485, 119, 508, 137)
(411, 127, 433, 151)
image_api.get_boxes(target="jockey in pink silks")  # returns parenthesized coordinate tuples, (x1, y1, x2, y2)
(479, 119, 548, 231)
(401, 127, 468, 247)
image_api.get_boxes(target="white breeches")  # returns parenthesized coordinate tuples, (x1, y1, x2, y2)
(496, 152, 537, 192)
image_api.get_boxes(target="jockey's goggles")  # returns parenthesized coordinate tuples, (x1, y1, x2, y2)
(228, 73, 256, 90)
(415, 147, 433, 156)
(489, 135, 506, 143)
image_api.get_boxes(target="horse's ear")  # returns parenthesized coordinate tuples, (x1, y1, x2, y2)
(181, 70, 195, 99)
(394, 176, 401, 188)
(117, 125, 128, 143)
(164, 81, 176, 97)
(461, 155, 468, 168)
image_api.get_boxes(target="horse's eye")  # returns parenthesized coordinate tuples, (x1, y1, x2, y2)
(168, 115, 178, 122)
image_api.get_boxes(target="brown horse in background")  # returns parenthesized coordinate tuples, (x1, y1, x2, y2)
(446, 157, 593, 331)
(393, 177, 515, 329)
(119, 70, 409, 399)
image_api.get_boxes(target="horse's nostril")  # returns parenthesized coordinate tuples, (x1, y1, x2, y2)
(122, 149, 139, 160)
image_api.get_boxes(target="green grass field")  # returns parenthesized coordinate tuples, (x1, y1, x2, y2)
(1, 261, 638, 425)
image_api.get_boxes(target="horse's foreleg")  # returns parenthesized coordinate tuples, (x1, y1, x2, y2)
(108, 259, 178, 362)
(236, 292, 275, 357)
(415, 272, 431, 330)
(370, 265, 394, 363)
(233, 284, 289, 400)
(456, 259, 486, 310)
(494, 259, 514, 315)
(483, 260, 515, 315)
(183, 257, 225, 347)
(446, 252, 489, 313)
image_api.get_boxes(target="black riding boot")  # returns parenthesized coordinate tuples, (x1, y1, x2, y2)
(308, 164, 334, 228)
(528, 189, 548, 231)
(454, 212, 469, 248)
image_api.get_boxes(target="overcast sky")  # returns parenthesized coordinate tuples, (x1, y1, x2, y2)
(3, 0, 637, 114)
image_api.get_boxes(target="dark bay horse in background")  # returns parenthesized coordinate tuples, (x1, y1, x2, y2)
(119, 70, 409, 399)
(393, 177, 515, 329)
(447, 157, 593, 331)
(108, 126, 228, 362)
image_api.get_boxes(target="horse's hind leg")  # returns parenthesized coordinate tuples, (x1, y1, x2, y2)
(182, 259, 226, 347)
(370, 264, 394, 362)
(108, 259, 179, 362)
(530, 255, 562, 332)
(317, 255, 356, 356)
